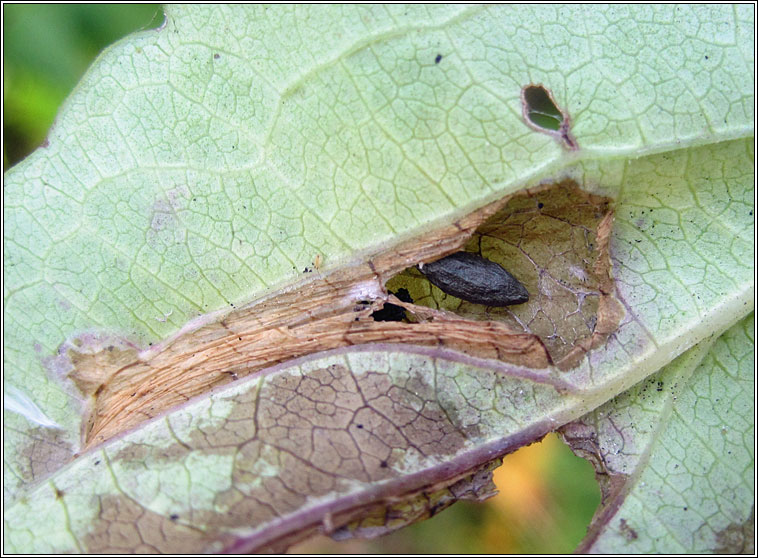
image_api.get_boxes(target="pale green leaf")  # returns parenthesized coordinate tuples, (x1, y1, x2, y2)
(3, 5, 754, 552)
(563, 313, 754, 553)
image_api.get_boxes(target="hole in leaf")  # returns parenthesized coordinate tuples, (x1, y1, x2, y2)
(523, 85, 563, 131)
(521, 84, 578, 150)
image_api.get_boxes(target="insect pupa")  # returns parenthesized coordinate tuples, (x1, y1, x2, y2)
(418, 251, 529, 307)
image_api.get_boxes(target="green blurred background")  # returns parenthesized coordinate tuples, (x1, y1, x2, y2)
(3, 4, 162, 167)
(2, 4, 601, 552)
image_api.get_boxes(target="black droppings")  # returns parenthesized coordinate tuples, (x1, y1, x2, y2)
(538, 202, 544, 209)
(394, 288, 413, 304)
(371, 288, 413, 322)
(419, 252, 529, 307)
(372, 302, 406, 322)
(435, 53, 442, 64)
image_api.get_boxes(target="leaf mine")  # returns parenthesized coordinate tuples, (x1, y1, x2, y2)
(387, 180, 623, 370)
(52, 180, 623, 453)
(63, 187, 546, 450)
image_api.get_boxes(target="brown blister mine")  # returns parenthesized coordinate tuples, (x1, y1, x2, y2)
(65, 180, 620, 450)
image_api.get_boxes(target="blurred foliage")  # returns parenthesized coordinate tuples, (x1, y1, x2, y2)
(3, 4, 162, 168)
(1, 5, 600, 552)
(291, 434, 600, 554)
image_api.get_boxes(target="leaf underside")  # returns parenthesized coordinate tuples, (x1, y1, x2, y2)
(3, 5, 753, 553)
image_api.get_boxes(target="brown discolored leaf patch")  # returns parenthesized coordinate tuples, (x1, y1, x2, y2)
(62, 180, 619, 451)
(68, 342, 139, 398)
(714, 507, 755, 555)
(14, 427, 75, 488)
(82, 493, 237, 553)
(90, 349, 561, 553)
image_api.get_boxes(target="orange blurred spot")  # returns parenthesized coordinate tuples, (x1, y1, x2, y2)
(483, 433, 565, 552)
